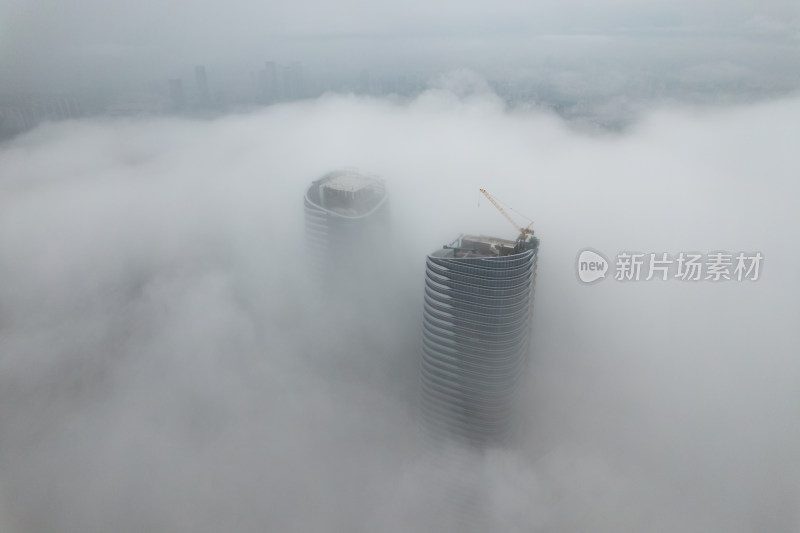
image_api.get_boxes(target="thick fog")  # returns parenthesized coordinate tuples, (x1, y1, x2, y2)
(1, 82, 799, 532)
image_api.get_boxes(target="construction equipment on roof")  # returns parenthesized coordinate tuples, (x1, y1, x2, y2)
(479, 188, 535, 242)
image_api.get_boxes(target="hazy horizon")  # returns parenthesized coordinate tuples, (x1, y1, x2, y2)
(1, 0, 798, 96)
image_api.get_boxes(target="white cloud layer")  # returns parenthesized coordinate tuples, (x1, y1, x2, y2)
(0, 87, 798, 531)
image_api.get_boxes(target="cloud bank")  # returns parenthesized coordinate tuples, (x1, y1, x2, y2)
(0, 86, 798, 532)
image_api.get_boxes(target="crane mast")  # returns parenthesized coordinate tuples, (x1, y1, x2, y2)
(479, 188, 534, 242)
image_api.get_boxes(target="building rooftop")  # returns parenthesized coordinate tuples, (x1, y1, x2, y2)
(432, 234, 527, 259)
(305, 170, 387, 218)
(321, 172, 377, 194)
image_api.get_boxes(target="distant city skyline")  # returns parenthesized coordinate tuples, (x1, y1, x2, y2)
(1, 0, 798, 97)
(2, 43, 798, 142)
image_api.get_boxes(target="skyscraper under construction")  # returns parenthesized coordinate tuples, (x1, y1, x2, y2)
(421, 232, 538, 446)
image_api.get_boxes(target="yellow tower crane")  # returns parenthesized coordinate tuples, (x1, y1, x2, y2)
(479, 188, 535, 242)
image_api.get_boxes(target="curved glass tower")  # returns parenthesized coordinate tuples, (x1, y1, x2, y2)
(421, 234, 538, 445)
(303, 170, 389, 269)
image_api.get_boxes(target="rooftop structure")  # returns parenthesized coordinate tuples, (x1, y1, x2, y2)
(421, 233, 538, 446)
(303, 170, 389, 269)
(433, 234, 533, 259)
(305, 170, 387, 218)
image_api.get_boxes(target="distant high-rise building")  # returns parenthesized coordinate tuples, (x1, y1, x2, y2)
(168, 79, 185, 111)
(283, 62, 304, 101)
(194, 65, 209, 106)
(421, 234, 538, 446)
(359, 68, 372, 95)
(303, 170, 389, 270)
(259, 61, 279, 104)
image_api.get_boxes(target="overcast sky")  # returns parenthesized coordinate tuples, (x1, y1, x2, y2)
(1, 0, 798, 92)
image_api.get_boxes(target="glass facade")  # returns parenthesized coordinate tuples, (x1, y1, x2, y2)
(421, 239, 538, 445)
